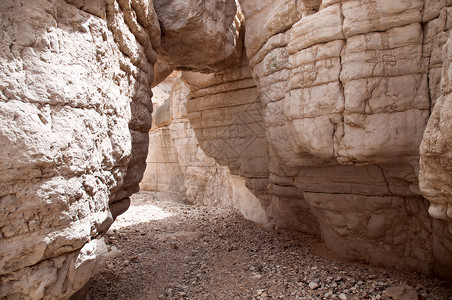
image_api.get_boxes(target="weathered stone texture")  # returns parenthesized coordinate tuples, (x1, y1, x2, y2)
(2, 1, 452, 298)
(141, 74, 268, 224)
(420, 28, 452, 236)
(153, 0, 243, 73)
(144, 0, 452, 280)
(0, 0, 158, 298)
(221, 0, 452, 278)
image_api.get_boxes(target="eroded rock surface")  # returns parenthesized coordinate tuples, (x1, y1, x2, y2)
(420, 29, 452, 232)
(0, 0, 159, 297)
(141, 74, 267, 224)
(2, 0, 452, 298)
(169, 0, 452, 279)
(153, 0, 243, 73)
(233, 0, 452, 279)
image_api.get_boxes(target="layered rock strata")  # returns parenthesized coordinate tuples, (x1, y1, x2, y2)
(0, 0, 160, 297)
(240, 0, 452, 279)
(2, 1, 452, 298)
(183, 52, 321, 234)
(179, 0, 452, 279)
(141, 74, 267, 224)
(0, 0, 246, 298)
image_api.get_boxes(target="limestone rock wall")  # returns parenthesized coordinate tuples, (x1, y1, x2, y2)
(420, 26, 452, 232)
(3, 0, 452, 297)
(184, 51, 321, 234)
(0, 0, 250, 297)
(152, 0, 243, 73)
(178, 0, 452, 278)
(0, 0, 159, 298)
(141, 75, 268, 224)
(237, 0, 452, 279)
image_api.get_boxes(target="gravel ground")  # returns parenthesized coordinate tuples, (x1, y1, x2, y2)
(89, 192, 452, 300)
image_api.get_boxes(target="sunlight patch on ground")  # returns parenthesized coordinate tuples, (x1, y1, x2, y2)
(110, 204, 173, 230)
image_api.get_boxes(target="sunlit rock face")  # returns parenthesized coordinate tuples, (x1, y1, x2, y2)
(0, 0, 247, 297)
(0, 0, 159, 297)
(229, 0, 452, 279)
(2, 1, 452, 299)
(420, 29, 452, 232)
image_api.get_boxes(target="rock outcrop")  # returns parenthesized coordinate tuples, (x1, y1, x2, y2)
(0, 0, 160, 299)
(152, 0, 243, 73)
(420, 29, 452, 232)
(158, 0, 452, 279)
(182, 50, 321, 234)
(0, 0, 160, 297)
(0, 0, 246, 297)
(141, 73, 268, 224)
(236, 0, 452, 279)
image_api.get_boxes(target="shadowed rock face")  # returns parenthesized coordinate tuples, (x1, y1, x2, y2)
(141, 74, 268, 224)
(153, 0, 243, 73)
(163, 0, 452, 279)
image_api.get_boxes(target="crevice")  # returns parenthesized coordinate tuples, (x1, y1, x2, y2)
(116, 0, 157, 66)
(333, 3, 346, 162)
(303, 190, 395, 197)
(376, 164, 394, 196)
(105, 2, 153, 80)
(188, 83, 257, 100)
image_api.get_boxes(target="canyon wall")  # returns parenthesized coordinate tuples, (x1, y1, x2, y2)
(139, 0, 452, 280)
(0, 0, 160, 297)
(178, 0, 452, 279)
(2, 0, 452, 298)
(141, 74, 268, 224)
(0, 0, 242, 298)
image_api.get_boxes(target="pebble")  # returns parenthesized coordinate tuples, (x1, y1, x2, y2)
(339, 293, 347, 300)
(308, 281, 319, 289)
(256, 289, 266, 295)
(107, 249, 122, 259)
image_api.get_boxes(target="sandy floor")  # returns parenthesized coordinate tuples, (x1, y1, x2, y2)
(89, 192, 452, 299)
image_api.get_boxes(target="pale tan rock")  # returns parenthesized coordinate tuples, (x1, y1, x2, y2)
(141, 74, 269, 224)
(419, 27, 452, 236)
(141, 0, 452, 280)
(3, 1, 452, 298)
(383, 285, 420, 300)
(342, 0, 424, 38)
(235, 0, 452, 279)
(305, 193, 435, 274)
(230, 175, 268, 224)
(153, 0, 243, 72)
(288, 4, 344, 53)
(0, 0, 158, 298)
(185, 58, 269, 180)
(423, 0, 447, 22)
(423, 6, 451, 107)
(237, 0, 300, 58)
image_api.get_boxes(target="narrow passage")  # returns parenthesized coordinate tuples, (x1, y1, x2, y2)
(89, 192, 452, 300)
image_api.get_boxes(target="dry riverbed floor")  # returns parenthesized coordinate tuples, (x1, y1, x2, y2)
(89, 192, 452, 300)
